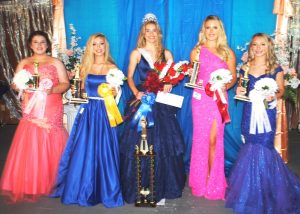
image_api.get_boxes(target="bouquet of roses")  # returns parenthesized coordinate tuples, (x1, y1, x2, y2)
(12, 69, 34, 99)
(249, 77, 278, 134)
(13, 69, 33, 90)
(205, 68, 233, 123)
(106, 68, 127, 104)
(283, 67, 300, 105)
(143, 60, 191, 93)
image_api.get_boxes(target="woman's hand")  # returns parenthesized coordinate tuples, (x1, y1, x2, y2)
(45, 87, 53, 95)
(265, 95, 275, 102)
(135, 91, 145, 100)
(111, 87, 118, 97)
(236, 86, 246, 96)
(163, 84, 172, 93)
(10, 83, 18, 92)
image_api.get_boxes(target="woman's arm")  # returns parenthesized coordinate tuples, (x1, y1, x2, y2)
(49, 58, 70, 94)
(127, 49, 143, 99)
(163, 50, 173, 93)
(275, 69, 284, 99)
(225, 48, 237, 90)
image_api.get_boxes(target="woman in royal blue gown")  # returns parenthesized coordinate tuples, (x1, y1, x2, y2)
(120, 13, 186, 205)
(51, 33, 124, 207)
(225, 33, 300, 214)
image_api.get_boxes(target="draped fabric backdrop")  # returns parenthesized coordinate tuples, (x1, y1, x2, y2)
(63, 0, 276, 174)
(0, 0, 53, 119)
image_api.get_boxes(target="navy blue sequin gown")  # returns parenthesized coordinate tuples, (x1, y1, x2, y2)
(225, 67, 300, 214)
(51, 74, 124, 207)
(120, 54, 186, 203)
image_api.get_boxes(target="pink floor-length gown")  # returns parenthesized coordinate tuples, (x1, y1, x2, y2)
(189, 46, 228, 200)
(0, 64, 68, 202)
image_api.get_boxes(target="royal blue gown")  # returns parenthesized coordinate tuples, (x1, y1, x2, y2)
(120, 55, 186, 203)
(225, 67, 300, 214)
(51, 74, 124, 207)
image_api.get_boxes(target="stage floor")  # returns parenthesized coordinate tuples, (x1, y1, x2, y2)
(0, 124, 299, 214)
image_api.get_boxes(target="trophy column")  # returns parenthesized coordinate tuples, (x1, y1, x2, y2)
(32, 62, 40, 89)
(135, 117, 156, 207)
(185, 46, 203, 90)
(234, 63, 250, 101)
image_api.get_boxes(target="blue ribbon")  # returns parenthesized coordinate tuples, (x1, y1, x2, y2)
(130, 92, 156, 132)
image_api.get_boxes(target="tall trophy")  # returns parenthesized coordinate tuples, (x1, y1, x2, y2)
(234, 63, 250, 101)
(135, 117, 156, 207)
(185, 47, 204, 90)
(31, 61, 40, 89)
(65, 66, 88, 104)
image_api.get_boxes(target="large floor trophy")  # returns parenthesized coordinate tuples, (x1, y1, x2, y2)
(135, 117, 156, 207)
(185, 47, 203, 90)
(234, 63, 250, 101)
(64, 68, 88, 104)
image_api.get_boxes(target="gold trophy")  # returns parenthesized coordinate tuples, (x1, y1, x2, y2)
(234, 63, 250, 101)
(135, 117, 156, 207)
(31, 61, 40, 89)
(65, 66, 88, 104)
(185, 47, 204, 90)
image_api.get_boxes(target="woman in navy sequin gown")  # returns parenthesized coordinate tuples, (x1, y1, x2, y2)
(225, 33, 300, 214)
(51, 33, 124, 207)
(120, 13, 186, 204)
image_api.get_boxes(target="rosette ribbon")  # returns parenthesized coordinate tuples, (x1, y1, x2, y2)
(24, 78, 53, 119)
(205, 82, 230, 123)
(98, 83, 123, 127)
(130, 92, 155, 132)
(248, 89, 272, 134)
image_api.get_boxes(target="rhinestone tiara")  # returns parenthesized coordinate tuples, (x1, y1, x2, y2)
(142, 13, 158, 24)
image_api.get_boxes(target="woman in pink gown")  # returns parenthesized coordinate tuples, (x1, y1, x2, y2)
(0, 31, 69, 202)
(189, 15, 236, 200)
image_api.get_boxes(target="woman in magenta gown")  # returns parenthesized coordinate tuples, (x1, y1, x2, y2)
(0, 31, 69, 202)
(189, 15, 236, 200)
(226, 33, 300, 214)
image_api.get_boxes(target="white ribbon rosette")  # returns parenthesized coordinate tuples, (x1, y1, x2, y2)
(24, 78, 53, 119)
(106, 68, 126, 104)
(249, 77, 278, 134)
(12, 69, 33, 98)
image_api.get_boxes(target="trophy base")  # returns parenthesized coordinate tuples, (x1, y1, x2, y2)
(67, 98, 89, 104)
(185, 83, 204, 90)
(234, 95, 250, 102)
(135, 200, 156, 207)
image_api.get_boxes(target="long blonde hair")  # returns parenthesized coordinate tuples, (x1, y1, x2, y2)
(196, 15, 230, 61)
(80, 33, 114, 79)
(137, 21, 164, 61)
(247, 33, 277, 74)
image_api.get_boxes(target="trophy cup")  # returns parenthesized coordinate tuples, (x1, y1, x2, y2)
(234, 63, 250, 101)
(65, 67, 88, 104)
(135, 117, 156, 207)
(31, 61, 40, 89)
(185, 47, 204, 90)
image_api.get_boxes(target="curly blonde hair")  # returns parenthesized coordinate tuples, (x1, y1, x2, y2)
(196, 15, 230, 61)
(137, 21, 164, 61)
(80, 33, 114, 80)
(247, 33, 277, 74)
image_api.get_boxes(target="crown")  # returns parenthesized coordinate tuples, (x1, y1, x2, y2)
(142, 13, 158, 24)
